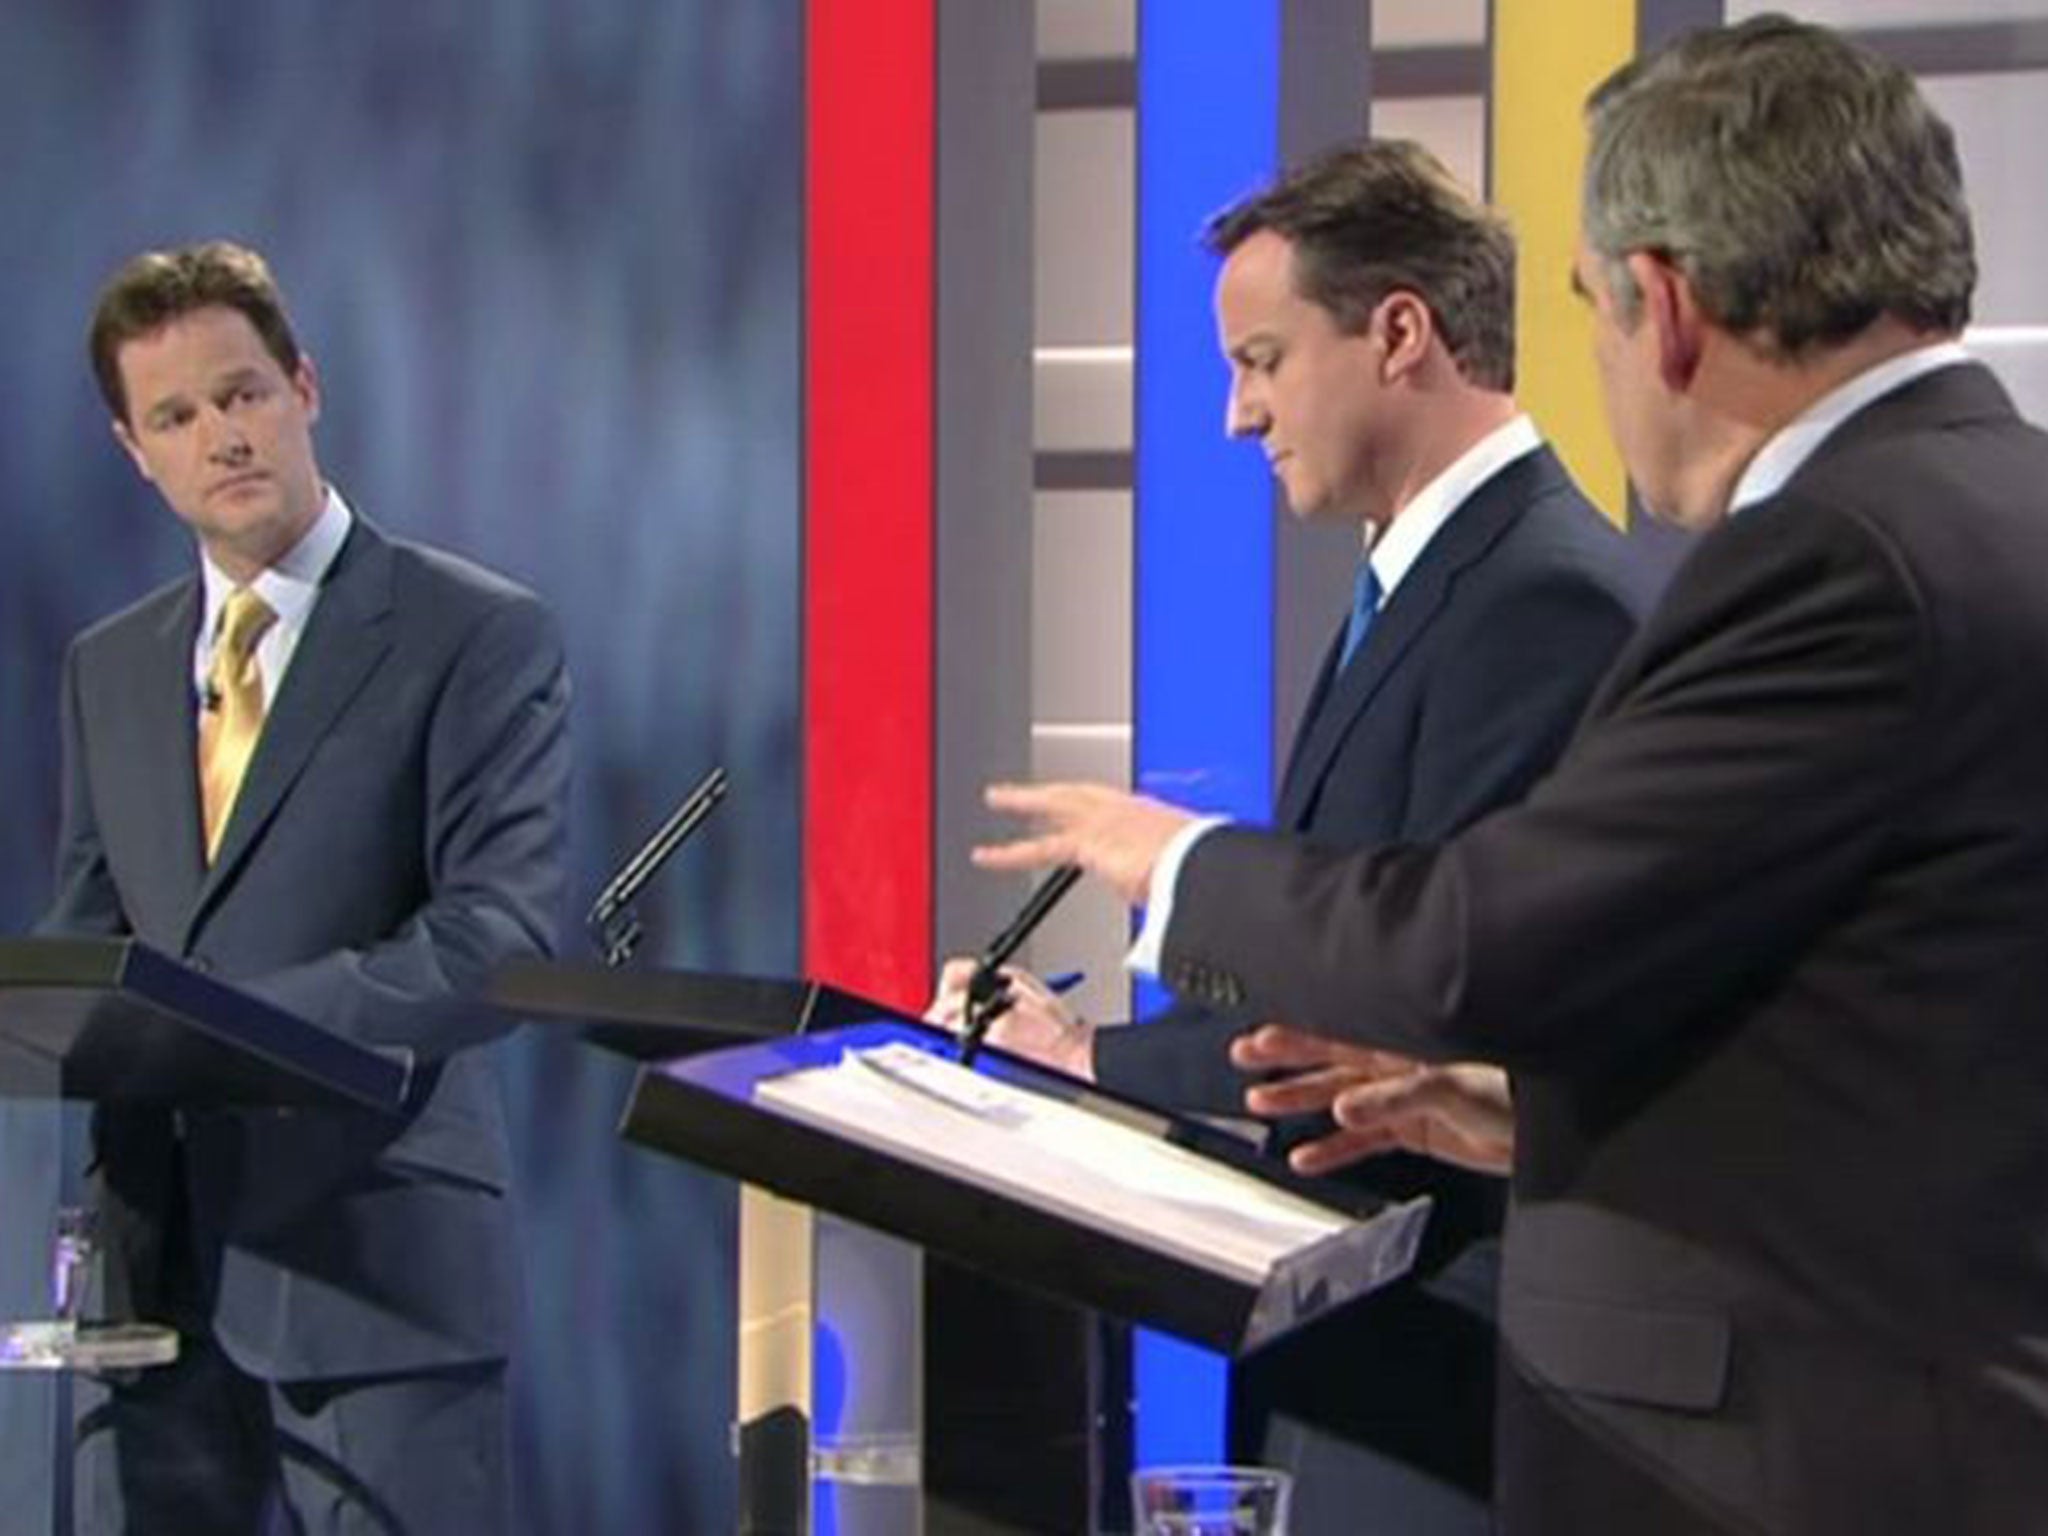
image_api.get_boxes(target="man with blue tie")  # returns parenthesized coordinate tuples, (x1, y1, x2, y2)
(41, 241, 569, 1533)
(933, 142, 1646, 1531)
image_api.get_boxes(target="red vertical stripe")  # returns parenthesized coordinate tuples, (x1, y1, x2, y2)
(803, 0, 935, 1011)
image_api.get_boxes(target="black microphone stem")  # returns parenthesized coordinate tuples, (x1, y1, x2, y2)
(588, 765, 729, 966)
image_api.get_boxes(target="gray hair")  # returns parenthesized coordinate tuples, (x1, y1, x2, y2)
(1583, 14, 1975, 358)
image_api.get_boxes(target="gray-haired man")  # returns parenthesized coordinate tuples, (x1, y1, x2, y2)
(978, 18, 2048, 1533)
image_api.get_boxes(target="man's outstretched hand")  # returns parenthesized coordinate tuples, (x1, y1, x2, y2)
(972, 782, 1196, 907)
(1233, 1024, 1515, 1177)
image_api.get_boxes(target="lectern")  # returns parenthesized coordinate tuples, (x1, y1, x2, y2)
(0, 937, 408, 1363)
(492, 962, 1429, 1535)
(0, 937, 409, 1535)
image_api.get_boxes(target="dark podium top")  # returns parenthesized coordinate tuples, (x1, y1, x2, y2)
(492, 957, 883, 1059)
(0, 938, 408, 1112)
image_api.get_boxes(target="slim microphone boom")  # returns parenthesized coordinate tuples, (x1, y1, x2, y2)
(587, 765, 730, 967)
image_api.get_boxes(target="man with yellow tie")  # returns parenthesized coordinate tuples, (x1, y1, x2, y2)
(40, 241, 570, 1533)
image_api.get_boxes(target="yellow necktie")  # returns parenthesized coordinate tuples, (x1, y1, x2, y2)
(198, 587, 277, 861)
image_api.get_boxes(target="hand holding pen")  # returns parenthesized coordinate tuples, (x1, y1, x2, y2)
(927, 960, 1095, 1080)
(964, 969, 1086, 1035)
(959, 863, 1081, 1065)
(923, 863, 1089, 1070)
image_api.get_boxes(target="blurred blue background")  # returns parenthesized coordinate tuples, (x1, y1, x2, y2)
(0, 3, 802, 1528)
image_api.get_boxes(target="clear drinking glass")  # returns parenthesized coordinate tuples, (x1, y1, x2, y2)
(0, 1205, 177, 1371)
(1131, 1464, 1292, 1536)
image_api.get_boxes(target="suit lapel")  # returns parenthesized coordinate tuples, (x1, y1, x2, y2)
(1274, 448, 1566, 829)
(129, 583, 209, 921)
(189, 522, 395, 932)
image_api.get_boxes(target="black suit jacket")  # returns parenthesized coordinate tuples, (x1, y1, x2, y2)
(41, 516, 570, 1381)
(1163, 364, 2048, 1534)
(1097, 446, 1644, 1521)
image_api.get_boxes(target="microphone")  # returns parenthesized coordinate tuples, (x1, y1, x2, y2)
(587, 765, 729, 967)
(958, 863, 1082, 1066)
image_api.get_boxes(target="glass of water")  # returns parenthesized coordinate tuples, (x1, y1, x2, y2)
(0, 1206, 178, 1372)
(1131, 1464, 1292, 1535)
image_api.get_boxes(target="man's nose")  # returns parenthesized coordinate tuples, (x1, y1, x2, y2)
(201, 407, 251, 461)
(1225, 382, 1269, 439)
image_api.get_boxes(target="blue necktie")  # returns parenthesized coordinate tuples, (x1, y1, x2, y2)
(1338, 560, 1382, 671)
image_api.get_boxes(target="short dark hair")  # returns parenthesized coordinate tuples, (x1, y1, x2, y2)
(1585, 14, 1976, 358)
(89, 241, 303, 423)
(1204, 139, 1517, 391)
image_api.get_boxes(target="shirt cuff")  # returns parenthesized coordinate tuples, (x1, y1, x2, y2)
(1123, 816, 1228, 977)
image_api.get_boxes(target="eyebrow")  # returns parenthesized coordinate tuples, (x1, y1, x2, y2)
(140, 395, 192, 428)
(139, 366, 275, 427)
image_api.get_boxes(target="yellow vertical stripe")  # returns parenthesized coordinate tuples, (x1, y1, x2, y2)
(1491, 0, 1634, 524)
(737, 1189, 813, 1424)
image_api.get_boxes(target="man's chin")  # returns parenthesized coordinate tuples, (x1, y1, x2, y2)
(185, 503, 318, 577)
(199, 484, 283, 526)
(1272, 477, 1324, 518)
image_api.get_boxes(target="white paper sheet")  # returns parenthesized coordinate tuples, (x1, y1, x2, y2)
(753, 1042, 1351, 1284)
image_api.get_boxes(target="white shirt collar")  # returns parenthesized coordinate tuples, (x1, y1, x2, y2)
(195, 486, 354, 704)
(1729, 341, 1973, 514)
(1368, 414, 1542, 600)
(199, 486, 352, 640)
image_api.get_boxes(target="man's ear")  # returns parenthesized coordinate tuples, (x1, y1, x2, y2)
(293, 352, 322, 427)
(1375, 290, 1435, 383)
(1625, 250, 1705, 392)
(110, 418, 155, 485)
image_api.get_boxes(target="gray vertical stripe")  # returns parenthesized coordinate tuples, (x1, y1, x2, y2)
(1273, 0, 1378, 794)
(935, 0, 1036, 959)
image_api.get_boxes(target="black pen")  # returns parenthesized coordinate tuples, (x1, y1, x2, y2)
(959, 864, 1083, 1066)
(961, 968, 1087, 1049)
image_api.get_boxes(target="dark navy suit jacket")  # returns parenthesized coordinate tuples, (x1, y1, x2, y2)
(41, 515, 569, 1381)
(1098, 447, 1645, 1110)
(1096, 445, 1645, 1525)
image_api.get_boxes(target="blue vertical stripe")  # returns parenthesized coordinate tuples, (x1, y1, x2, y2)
(1133, 0, 1280, 1470)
